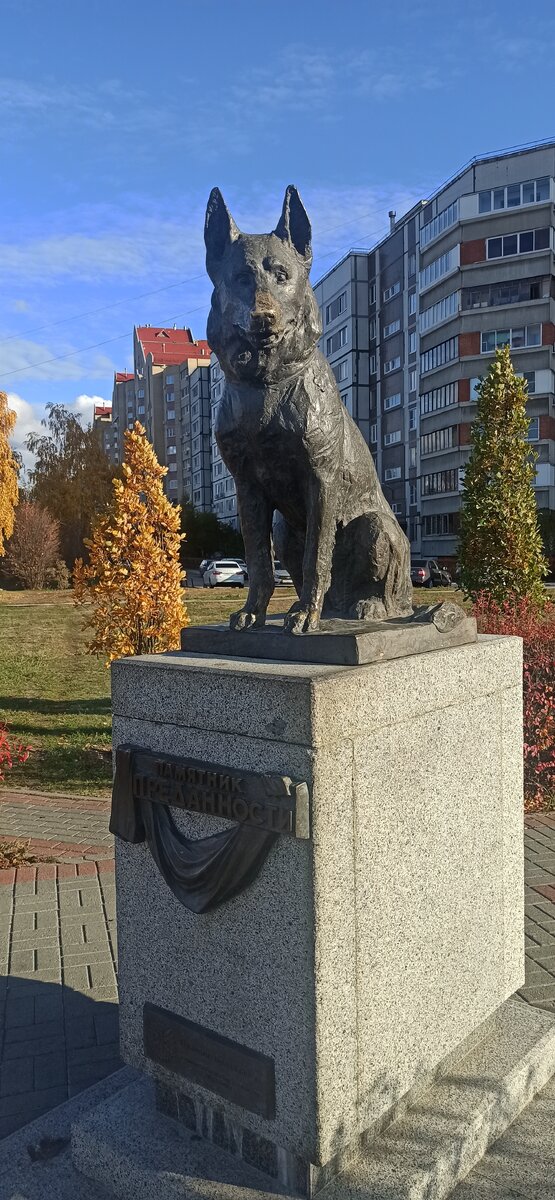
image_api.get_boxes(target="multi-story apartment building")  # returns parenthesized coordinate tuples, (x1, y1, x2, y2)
(110, 326, 210, 503)
(210, 353, 239, 528)
(315, 139, 555, 565)
(133, 325, 210, 501)
(109, 373, 135, 465)
(93, 403, 114, 459)
(179, 361, 212, 510)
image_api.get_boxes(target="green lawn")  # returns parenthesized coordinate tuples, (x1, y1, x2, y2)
(0, 585, 461, 796)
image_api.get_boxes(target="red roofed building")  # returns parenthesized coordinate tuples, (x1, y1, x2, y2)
(132, 325, 212, 504)
(109, 325, 214, 506)
(92, 403, 113, 458)
(135, 326, 210, 367)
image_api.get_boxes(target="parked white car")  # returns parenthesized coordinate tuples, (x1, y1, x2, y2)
(273, 560, 293, 585)
(203, 560, 246, 589)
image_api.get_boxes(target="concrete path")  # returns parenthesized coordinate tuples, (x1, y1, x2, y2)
(0, 788, 555, 1147)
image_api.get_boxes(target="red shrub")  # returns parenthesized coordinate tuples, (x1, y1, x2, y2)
(0, 723, 30, 781)
(473, 595, 555, 811)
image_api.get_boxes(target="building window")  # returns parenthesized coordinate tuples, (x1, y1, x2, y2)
(166, 374, 175, 384)
(384, 466, 402, 481)
(420, 336, 458, 375)
(462, 278, 542, 310)
(481, 325, 541, 353)
(419, 247, 458, 291)
(167, 445, 177, 455)
(409, 331, 417, 354)
(384, 430, 401, 446)
(369, 281, 376, 305)
(166, 427, 175, 438)
(333, 359, 349, 383)
(522, 371, 536, 394)
(383, 319, 401, 339)
(422, 512, 459, 536)
(421, 425, 456, 455)
(420, 199, 459, 248)
(325, 292, 347, 324)
(420, 382, 458, 414)
(422, 469, 458, 495)
(391, 502, 402, 515)
(527, 417, 540, 441)
(409, 407, 417, 430)
(137, 405, 145, 415)
(486, 228, 550, 259)
(168, 462, 178, 473)
(383, 281, 401, 303)
(165, 392, 174, 403)
(384, 356, 401, 375)
(478, 177, 550, 213)
(340, 391, 349, 406)
(409, 446, 417, 467)
(408, 252, 416, 276)
(384, 392, 402, 410)
(409, 482, 418, 505)
(137, 388, 145, 399)
(166, 409, 175, 420)
(168, 479, 178, 490)
(409, 368, 417, 392)
(370, 423, 377, 443)
(369, 354, 376, 374)
(409, 291, 417, 316)
(326, 325, 348, 354)
(419, 290, 459, 333)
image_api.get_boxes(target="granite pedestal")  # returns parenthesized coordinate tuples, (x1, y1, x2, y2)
(81, 632, 527, 1198)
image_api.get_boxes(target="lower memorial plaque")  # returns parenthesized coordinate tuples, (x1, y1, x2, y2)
(143, 1002, 276, 1119)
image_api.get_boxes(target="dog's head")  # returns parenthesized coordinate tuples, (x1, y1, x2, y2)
(205, 185, 322, 384)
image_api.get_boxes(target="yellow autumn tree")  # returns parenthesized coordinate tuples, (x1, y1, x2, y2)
(0, 391, 19, 555)
(73, 422, 188, 663)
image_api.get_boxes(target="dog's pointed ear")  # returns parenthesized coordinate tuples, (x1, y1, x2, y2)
(205, 188, 240, 278)
(274, 185, 312, 267)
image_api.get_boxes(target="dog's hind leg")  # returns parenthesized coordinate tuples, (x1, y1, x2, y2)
(343, 511, 413, 621)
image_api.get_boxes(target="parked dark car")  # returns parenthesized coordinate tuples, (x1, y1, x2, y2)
(411, 559, 451, 588)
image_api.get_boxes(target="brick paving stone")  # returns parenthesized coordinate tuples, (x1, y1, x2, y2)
(0, 791, 120, 1136)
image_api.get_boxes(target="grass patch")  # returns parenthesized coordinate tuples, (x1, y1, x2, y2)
(0, 585, 464, 796)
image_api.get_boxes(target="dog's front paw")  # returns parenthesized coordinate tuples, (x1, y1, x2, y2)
(283, 608, 319, 636)
(229, 608, 265, 631)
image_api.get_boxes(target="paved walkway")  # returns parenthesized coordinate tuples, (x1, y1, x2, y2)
(0, 790, 119, 1138)
(522, 811, 555, 1012)
(0, 789, 554, 1144)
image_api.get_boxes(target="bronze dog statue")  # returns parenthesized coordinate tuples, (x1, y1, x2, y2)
(205, 185, 412, 634)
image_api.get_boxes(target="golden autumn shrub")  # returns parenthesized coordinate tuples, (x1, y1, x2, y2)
(74, 422, 188, 663)
(0, 391, 19, 555)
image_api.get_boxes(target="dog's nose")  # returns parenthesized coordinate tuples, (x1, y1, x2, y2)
(251, 292, 278, 328)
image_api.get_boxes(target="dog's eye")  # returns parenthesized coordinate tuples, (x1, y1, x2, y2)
(274, 269, 289, 283)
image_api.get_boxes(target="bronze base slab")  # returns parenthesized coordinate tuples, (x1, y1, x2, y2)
(180, 605, 477, 667)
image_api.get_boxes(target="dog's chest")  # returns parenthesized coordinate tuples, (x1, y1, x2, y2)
(227, 383, 303, 452)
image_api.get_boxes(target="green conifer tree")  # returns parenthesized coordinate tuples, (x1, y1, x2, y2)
(459, 345, 546, 603)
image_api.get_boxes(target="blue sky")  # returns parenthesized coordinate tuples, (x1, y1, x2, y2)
(1, 0, 554, 471)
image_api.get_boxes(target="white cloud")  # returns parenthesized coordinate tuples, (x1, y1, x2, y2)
(11, 299, 30, 313)
(71, 394, 109, 426)
(0, 335, 116, 383)
(0, 76, 178, 136)
(6, 391, 39, 475)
